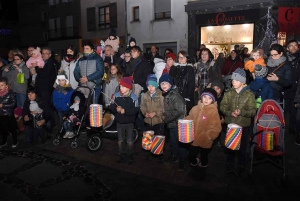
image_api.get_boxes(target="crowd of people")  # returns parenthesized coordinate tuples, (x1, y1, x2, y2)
(0, 29, 299, 178)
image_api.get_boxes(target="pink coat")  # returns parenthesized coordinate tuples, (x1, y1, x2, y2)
(26, 56, 45, 68)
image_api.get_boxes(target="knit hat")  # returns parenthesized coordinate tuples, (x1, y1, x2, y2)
(119, 77, 133, 89)
(56, 73, 69, 85)
(146, 74, 158, 88)
(200, 88, 217, 103)
(129, 37, 136, 46)
(74, 96, 80, 102)
(159, 73, 173, 85)
(29, 101, 42, 113)
(210, 79, 224, 92)
(109, 29, 117, 39)
(166, 52, 176, 61)
(14, 107, 23, 117)
(231, 68, 246, 84)
(255, 65, 268, 78)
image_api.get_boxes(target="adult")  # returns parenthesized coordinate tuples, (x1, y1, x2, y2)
(74, 42, 104, 104)
(195, 48, 222, 103)
(266, 44, 292, 102)
(222, 50, 243, 88)
(193, 49, 201, 64)
(164, 48, 173, 58)
(284, 40, 300, 143)
(121, 50, 131, 76)
(169, 50, 195, 114)
(2, 54, 30, 107)
(200, 44, 206, 50)
(103, 45, 122, 73)
(59, 45, 79, 89)
(146, 45, 163, 67)
(240, 47, 250, 62)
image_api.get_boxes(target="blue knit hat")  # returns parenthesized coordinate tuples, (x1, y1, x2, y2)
(146, 74, 158, 88)
(159, 73, 173, 85)
(231, 68, 246, 84)
(201, 88, 217, 103)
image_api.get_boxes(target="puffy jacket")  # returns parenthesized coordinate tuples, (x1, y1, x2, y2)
(184, 101, 221, 148)
(0, 89, 16, 116)
(52, 86, 74, 112)
(60, 59, 79, 89)
(266, 58, 292, 100)
(74, 52, 104, 87)
(220, 86, 256, 127)
(163, 87, 186, 128)
(140, 89, 164, 126)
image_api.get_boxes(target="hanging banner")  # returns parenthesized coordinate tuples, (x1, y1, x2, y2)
(278, 7, 300, 34)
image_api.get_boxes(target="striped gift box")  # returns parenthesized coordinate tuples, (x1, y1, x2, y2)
(178, 120, 194, 143)
(225, 123, 242, 150)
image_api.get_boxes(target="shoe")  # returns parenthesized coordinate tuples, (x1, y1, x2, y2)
(178, 160, 186, 171)
(12, 142, 18, 148)
(295, 135, 300, 145)
(190, 158, 200, 167)
(68, 132, 75, 139)
(199, 162, 208, 168)
(164, 155, 178, 165)
(63, 132, 70, 138)
(0, 142, 7, 148)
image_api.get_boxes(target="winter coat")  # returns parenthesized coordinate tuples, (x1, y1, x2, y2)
(52, 86, 74, 112)
(140, 89, 164, 126)
(110, 91, 139, 124)
(163, 87, 186, 128)
(2, 61, 30, 94)
(104, 37, 120, 52)
(26, 56, 45, 68)
(220, 85, 256, 127)
(35, 58, 57, 94)
(153, 58, 166, 82)
(103, 76, 119, 107)
(169, 63, 195, 102)
(222, 57, 243, 76)
(184, 101, 221, 148)
(60, 59, 79, 89)
(0, 89, 16, 116)
(266, 58, 292, 100)
(64, 91, 86, 120)
(74, 52, 104, 88)
(284, 50, 300, 99)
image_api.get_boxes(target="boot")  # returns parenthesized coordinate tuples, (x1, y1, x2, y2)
(117, 141, 126, 163)
(126, 142, 134, 164)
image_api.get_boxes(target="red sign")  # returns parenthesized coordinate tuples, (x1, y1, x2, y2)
(278, 7, 300, 34)
(207, 12, 246, 26)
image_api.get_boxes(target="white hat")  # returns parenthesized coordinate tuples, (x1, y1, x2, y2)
(56, 74, 69, 85)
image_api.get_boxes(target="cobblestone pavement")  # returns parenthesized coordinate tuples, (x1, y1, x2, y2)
(0, 125, 300, 200)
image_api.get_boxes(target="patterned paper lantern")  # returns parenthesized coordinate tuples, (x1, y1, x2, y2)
(178, 120, 194, 143)
(89, 104, 103, 127)
(225, 123, 242, 150)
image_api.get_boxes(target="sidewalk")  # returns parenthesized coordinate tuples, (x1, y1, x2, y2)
(0, 127, 300, 200)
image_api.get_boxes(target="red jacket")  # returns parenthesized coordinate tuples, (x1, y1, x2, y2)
(222, 58, 243, 76)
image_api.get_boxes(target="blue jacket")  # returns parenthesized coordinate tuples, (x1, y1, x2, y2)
(74, 52, 104, 87)
(52, 87, 74, 112)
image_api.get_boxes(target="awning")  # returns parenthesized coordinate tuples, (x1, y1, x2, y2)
(278, 7, 300, 34)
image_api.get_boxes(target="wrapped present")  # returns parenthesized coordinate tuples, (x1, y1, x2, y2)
(178, 120, 194, 143)
(151, 135, 165, 155)
(142, 131, 154, 150)
(261, 131, 274, 151)
(89, 104, 103, 127)
(225, 123, 242, 150)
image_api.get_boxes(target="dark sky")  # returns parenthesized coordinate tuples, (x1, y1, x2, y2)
(0, 0, 18, 21)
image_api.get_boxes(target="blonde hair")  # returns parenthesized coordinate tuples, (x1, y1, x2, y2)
(250, 49, 262, 57)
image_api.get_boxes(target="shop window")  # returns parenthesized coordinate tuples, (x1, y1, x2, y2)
(154, 0, 171, 20)
(133, 6, 139, 21)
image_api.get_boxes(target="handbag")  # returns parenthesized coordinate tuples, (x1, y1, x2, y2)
(17, 72, 25, 84)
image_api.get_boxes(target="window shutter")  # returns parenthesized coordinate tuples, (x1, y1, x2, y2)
(154, 0, 171, 13)
(87, 7, 96, 31)
(109, 3, 117, 28)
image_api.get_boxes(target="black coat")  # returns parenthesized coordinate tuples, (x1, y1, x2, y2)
(284, 51, 300, 99)
(0, 89, 16, 116)
(35, 58, 57, 94)
(129, 56, 153, 90)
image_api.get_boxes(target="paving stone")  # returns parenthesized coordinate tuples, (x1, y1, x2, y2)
(0, 182, 30, 201)
(0, 156, 31, 174)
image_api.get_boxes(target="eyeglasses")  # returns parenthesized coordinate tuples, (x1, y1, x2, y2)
(270, 54, 279, 57)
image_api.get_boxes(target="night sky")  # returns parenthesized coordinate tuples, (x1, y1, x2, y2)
(0, 0, 18, 21)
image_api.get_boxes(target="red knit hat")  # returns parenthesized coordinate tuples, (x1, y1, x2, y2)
(14, 107, 23, 117)
(119, 77, 133, 89)
(166, 52, 176, 61)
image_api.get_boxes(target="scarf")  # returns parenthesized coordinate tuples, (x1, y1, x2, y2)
(195, 60, 211, 90)
(0, 88, 9, 97)
(267, 56, 286, 67)
(287, 50, 300, 62)
(56, 84, 72, 94)
(164, 63, 171, 73)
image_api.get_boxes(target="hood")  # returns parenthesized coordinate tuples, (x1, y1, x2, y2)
(70, 90, 86, 106)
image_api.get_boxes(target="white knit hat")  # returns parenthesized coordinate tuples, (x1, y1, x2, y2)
(56, 74, 69, 85)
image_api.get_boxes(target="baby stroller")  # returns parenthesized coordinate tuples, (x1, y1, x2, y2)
(53, 86, 93, 148)
(85, 111, 139, 152)
(249, 99, 286, 178)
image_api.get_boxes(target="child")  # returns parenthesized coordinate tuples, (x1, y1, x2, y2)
(23, 87, 49, 145)
(104, 29, 120, 53)
(0, 77, 18, 148)
(52, 73, 74, 124)
(26, 47, 44, 86)
(184, 88, 221, 170)
(159, 74, 187, 171)
(62, 93, 85, 139)
(110, 77, 139, 164)
(220, 68, 256, 176)
(244, 49, 273, 101)
(140, 74, 164, 160)
(103, 64, 122, 108)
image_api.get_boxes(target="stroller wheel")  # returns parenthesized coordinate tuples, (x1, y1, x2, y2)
(86, 134, 102, 152)
(53, 138, 60, 146)
(133, 129, 139, 143)
(70, 141, 78, 149)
